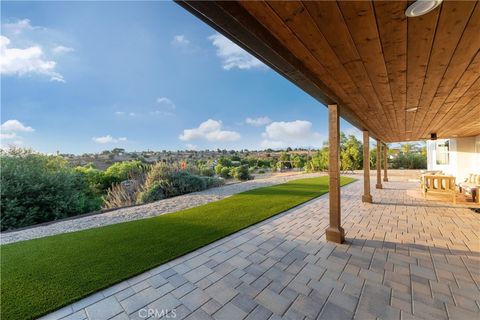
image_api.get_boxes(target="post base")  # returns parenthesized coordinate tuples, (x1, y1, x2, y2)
(326, 226, 345, 244)
(362, 194, 372, 203)
(383, 178, 388, 182)
(376, 184, 383, 189)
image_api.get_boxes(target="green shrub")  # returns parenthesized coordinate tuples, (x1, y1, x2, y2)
(137, 181, 166, 203)
(75, 165, 105, 196)
(103, 160, 143, 188)
(138, 171, 224, 204)
(232, 165, 252, 181)
(217, 157, 232, 167)
(144, 162, 177, 190)
(0, 149, 101, 230)
(214, 164, 224, 175)
(203, 176, 225, 188)
(169, 171, 207, 195)
(198, 165, 214, 177)
(220, 167, 231, 179)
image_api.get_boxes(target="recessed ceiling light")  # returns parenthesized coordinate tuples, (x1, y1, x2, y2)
(405, 0, 443, 17)
(406, 107, 418, 112)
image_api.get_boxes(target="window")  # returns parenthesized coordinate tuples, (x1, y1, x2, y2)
(436, 140, 449, 165)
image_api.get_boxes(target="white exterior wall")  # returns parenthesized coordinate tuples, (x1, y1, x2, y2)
(427, 135, 480, 181)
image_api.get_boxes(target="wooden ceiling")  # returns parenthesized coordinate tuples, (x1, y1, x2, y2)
(178, 1, 480, 143)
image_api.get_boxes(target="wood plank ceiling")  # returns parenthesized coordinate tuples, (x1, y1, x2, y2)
(179, 1, 480, 143)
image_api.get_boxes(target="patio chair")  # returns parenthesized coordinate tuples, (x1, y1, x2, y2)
(458, 173, 480, 203)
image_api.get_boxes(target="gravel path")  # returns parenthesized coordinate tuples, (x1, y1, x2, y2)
(1, 172, 324, 245)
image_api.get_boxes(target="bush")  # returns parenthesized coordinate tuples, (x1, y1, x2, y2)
(103, 160, 143, 188)
(143, 162, 177, 190)
(137, 181, 166, 204)
(214, 164, 224, 175)
(203, 176, 225, 188)
(217, 157, 232, 167)
(232, 165, 252, 181)
(220, 167, 231, 179)
(75, 165, 105, 196)
(1, 149, 101, 230)
(136, 168, 225, 205)
(198, 165, 214, 177)
(103, 181, 143, 209)
(168, 171, 207, 196)
(392, 153, 426, 169)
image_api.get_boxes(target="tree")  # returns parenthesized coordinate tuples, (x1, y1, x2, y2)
(370, 147, 377, 169)
(307, 147, 329, 172)
(292, 155, 305, 169)
(278, 152, 292, 169)
(340, 135, 363, 171)
(232, 165, 251, 181)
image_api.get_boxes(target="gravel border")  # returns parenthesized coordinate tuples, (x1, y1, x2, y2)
(0, 172, 324, 245)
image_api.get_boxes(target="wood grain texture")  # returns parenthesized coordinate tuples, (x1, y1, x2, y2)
(178, 0, 480, 142)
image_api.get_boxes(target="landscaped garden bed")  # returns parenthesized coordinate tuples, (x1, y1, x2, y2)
(0, 176, 355, 320)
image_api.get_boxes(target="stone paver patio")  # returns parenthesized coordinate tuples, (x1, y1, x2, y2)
(41, 173, 480, 320)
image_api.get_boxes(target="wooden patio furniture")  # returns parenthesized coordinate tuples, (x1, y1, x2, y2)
(459, 174, 480, 203)
(421, 174, 456, 204)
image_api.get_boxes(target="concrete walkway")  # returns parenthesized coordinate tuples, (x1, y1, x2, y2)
(41, 174, 479, 320)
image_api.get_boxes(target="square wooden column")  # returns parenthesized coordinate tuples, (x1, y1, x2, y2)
(362, 131, 372, 203)
(376, 141, 382, 189)
(326, 104, 344, 244)
(383, 143, 388, 182)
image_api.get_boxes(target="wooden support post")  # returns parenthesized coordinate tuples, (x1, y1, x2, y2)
(362, 131, 372, 203)
(376, 141, 382, 189)
(326, 104, 344, 244)
(383, 143, 388, 182)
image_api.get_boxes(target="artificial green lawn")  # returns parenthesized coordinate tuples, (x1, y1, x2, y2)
(0, 176, 355, 320)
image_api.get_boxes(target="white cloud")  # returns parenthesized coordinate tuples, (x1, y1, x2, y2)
(52, 45, 74, 54)
(152, 97, 176, 116)
(0, 132, 18, 140)
(246, 116, 272, 127)
(2, 19, 35, 35)
(156, 97, 176, 110)
(92, 135, 127, 144)
(1, 119, 34, 132)
(0, 120, 34, 145)
(208, 33, 264, 70)
(260, 120, 323, 149)
(179, 119, 240, 142)
(0, 35, 65, 82)
(114, 111, 137, 117)
(172, 35, 190, 47)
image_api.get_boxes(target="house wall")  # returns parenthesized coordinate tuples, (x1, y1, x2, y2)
(427, 135, 480, 181)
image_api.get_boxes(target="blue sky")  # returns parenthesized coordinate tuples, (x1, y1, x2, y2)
(1, 1, 361, 154)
